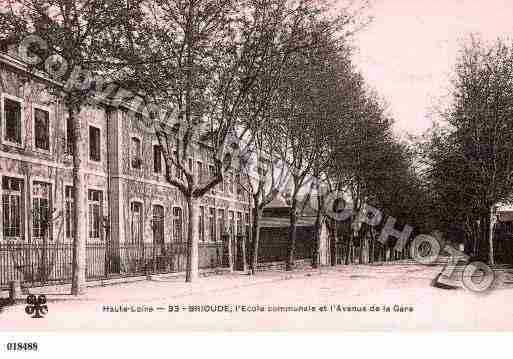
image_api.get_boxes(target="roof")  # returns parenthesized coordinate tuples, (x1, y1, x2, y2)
(265, 196, 289, 208)
(260, 216, 317, 228)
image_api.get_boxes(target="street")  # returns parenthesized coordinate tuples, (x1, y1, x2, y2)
(2, 264, 513, 331)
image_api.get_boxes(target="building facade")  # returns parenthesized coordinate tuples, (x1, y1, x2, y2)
(0, 53, 252, 286)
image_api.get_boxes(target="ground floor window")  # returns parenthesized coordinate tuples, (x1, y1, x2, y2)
(130, 201, 142, 244)
(229, 210, 235, 237)
(173, 207, 183, 242)
(32, 181, 51, 240)
(218, 209, 225, 239)
(236, 212, 243, 236)
(2, 177, 23, 240)
(199, 206, 205, 242)
(152, 205, 164, 246)
(88, 190, 103, 241)
(65, 186, 74, 240)
(209, 207, 216, 242)
(245, 212, 250, 239)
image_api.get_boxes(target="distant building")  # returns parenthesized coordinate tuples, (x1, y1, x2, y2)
(257, 196, 330, 266)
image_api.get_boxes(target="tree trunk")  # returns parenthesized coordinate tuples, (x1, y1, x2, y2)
(185, 195, 199, 282)
(345, 234, 352, 265)
(489, 205, 495, 266)
(286, 198, 298, 271)
(311, 205, 322, 269)
(358, 234, 364, 264)
(328, 219, 337, 266)
(227, 230, 234, 272)
(71, 111, 86, 296)
(250, 207, 262, 275)
(369, 228, 375, 264)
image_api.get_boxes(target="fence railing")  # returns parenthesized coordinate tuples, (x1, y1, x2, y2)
(0, 241, 225, 290)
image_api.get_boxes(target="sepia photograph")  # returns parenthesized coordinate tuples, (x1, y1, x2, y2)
(0, 0, 513, 353)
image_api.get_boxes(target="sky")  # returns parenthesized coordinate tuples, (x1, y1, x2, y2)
(352, 0, 513, 136)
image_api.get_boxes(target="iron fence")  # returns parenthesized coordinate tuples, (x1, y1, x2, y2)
(0, 241, 225, 290)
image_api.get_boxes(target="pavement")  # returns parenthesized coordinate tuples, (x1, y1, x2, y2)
(2, 263, 513, 331)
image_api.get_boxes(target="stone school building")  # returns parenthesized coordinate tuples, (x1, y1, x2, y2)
(0, 51, 253, 288)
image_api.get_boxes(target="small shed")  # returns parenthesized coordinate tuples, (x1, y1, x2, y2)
(257, 196, 330, 265)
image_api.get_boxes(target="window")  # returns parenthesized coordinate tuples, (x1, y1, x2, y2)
(236, 212, 243, 236)
(227, 173, 234, 194)
(32, 182, 51, 240)
(244, 212, 250, 239)
(131, 137, 142, 169)
(65, 115, 73, 155)
(89, 126, 101, 162)
(229, 210, 235, 236)
(209, 207, 216, 242)
(152, 205, 164, 246)
(236, 174, 243, 197)
(199, 206, 205, 242)
(209, 165, 216, 193)
(130, 201, 142, 244)
(218, 209, 226, 239)
(88, 190, 102, 240)
(65, 186, 74, 240)
(173, 151, 183, 180)
(3, 97, 22, 144)
(34, 108, 50, 151)
(197, 161, 203, 183)
(153, 145, 163, 173)
(2, 177, 23, 240)
(173, 207, 183, 242)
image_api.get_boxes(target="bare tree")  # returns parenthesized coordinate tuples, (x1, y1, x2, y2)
(116, 0, 349, 281)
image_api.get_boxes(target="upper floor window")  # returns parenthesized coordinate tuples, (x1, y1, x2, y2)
(3, 97, 22, 144)
(208, 165, 216, 193)
(2, 177, 24, 240)
(173, 151, 183, 180)
(153, 145, 163, 173)
(197, 161, 204, 183)
(88, 189, 102, 240)
(32, 181, 51, 240)
(131, 137, 142, 169)
(34, 107, 50, 151)
(89, 126, 101, 162)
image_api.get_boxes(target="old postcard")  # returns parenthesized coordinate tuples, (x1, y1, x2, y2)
(1, 0, 513, 351)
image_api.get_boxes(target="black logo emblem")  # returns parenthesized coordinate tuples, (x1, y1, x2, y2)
(25, 295, 48, 319)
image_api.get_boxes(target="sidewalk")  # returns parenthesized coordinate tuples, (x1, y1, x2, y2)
(2, 265, 328, 307)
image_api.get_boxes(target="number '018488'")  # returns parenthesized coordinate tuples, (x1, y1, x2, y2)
(6, 342, 38, 351)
